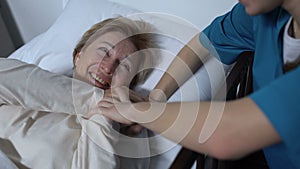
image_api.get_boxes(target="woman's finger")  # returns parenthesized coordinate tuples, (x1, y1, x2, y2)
(100, 106, 132, 125)
(120, 124, 143, 136)
(129, 89, 147, 102)
(98, 100, 113, 108)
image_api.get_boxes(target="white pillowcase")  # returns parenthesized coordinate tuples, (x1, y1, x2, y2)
(9, 0, 139, 76)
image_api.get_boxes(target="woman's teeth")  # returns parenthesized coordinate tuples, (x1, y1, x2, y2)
(91, 73, 108, 86)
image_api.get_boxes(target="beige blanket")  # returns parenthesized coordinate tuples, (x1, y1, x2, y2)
(0, 59, 178, 169)
(0, 58, 152, 169)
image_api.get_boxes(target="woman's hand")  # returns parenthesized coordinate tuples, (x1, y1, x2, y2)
(97, 86, 147, 136)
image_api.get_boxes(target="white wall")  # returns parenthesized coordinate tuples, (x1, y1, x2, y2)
(6, 0, 237, 43)
(6, 0, 64, 43)
(110, 0, 237, 30)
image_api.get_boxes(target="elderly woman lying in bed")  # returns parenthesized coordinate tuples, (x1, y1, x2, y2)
(0, 16, 158, 169)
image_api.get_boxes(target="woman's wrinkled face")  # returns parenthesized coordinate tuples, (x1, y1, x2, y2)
(239, 0, 283, 16)
(74, 31, 142, 89)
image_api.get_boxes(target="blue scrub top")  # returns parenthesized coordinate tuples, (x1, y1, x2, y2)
(200, 3, 300, 169)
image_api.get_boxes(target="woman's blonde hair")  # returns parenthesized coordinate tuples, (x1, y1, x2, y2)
(73, 17, 159, 87)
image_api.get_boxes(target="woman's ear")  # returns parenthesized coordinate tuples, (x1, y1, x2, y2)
(74, 51, 82, 67)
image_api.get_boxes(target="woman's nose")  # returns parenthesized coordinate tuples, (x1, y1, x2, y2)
(99, 58, 118, 76)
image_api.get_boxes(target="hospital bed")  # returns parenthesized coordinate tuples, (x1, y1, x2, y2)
(2, 0, 237, 168)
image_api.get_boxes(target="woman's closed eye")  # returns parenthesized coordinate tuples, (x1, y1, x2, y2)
(120, 60, 131, 72)
(97, 47, 109, 57)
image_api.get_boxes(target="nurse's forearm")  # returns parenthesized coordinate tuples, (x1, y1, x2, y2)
(130, 98, 281, 159)
(152, 32, 210, 101)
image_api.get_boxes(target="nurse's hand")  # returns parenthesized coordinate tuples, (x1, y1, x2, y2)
(99, 86, 146, 136)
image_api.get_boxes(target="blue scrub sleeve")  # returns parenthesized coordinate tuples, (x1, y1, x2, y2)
(201, 3, 255, 65)
(250, 67, 300, 168)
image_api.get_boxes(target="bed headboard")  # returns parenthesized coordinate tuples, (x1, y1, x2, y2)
(3, 0, 237, 44)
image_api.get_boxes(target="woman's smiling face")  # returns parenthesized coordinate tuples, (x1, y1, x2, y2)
(74, 31, 142, 89)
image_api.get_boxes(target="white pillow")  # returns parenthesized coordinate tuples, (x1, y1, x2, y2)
(62, 0, 69, 9)
(9, 0, 139, 76)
